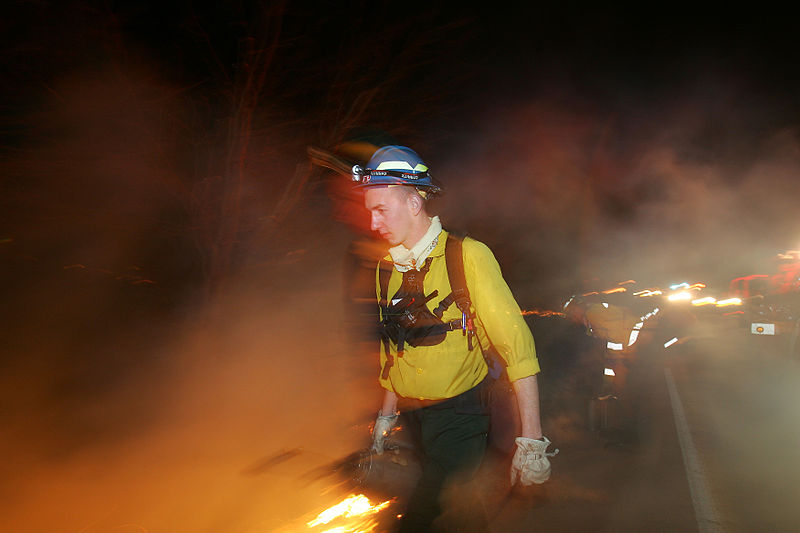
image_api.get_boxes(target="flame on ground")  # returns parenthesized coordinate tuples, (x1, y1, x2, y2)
(305, 493, 392, 532)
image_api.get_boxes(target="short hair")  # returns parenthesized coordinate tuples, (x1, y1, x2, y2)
(393, 185, 428, 201)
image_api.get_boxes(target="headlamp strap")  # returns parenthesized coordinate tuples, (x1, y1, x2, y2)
(352, 164, 431, 183)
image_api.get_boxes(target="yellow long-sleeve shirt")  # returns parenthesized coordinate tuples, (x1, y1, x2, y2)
(377, 230, 539, 400)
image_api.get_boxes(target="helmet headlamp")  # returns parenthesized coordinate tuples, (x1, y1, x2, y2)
(351, 145, 442, 195)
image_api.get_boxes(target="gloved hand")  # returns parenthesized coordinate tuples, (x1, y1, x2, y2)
(371, 412, 398, 455)
(510, 436, 559, 486)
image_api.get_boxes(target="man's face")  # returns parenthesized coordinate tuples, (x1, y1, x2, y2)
(364, 186, 414, 247)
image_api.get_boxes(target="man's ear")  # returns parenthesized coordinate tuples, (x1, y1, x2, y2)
(406, 190, 424, 216)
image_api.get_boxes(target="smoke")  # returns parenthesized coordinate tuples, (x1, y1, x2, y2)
(432, 79, 800, 305)
(0, 60, 379, 533)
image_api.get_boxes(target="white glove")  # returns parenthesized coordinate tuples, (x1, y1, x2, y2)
(371, 412, 398, 455)
(510, 436, 559, 486)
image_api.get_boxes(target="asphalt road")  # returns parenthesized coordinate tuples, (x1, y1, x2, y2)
(481, 324, 800, 533)
(667, 329, 800, 533)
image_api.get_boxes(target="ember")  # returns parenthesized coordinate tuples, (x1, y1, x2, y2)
(520, 309, 565, 317)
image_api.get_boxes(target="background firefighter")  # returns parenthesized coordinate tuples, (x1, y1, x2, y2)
(355, 145, 556, 531)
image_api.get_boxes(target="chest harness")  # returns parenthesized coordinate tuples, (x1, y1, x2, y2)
(378, 234, 476, 379)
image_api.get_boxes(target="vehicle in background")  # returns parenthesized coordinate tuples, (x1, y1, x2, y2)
(728, 251, 800, 359)
(562, 280, 701, 434)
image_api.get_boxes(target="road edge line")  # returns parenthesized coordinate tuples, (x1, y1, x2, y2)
(664, 367, 724, 533)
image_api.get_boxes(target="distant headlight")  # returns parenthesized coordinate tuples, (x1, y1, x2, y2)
(715, 298, 742, 307)
(667, 291, 692, 302)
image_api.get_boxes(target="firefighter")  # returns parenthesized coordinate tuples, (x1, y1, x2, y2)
(354, 145, 555, 531)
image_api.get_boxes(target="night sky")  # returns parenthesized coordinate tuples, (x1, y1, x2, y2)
(3, 4, 800, 313)
(4, 4, 799, 290)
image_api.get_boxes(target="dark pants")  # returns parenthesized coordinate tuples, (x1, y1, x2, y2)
(398, 387, 491, 532)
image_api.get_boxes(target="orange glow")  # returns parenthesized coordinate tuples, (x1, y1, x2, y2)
(306, 494, 392, 532)
(521, 309, 565, 317)
(601, 287, 627, 294)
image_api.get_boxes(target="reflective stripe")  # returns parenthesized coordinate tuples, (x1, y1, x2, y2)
(375, 160, 428, 172)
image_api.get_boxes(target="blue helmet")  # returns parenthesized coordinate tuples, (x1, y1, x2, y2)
(351, 145, 442, 195)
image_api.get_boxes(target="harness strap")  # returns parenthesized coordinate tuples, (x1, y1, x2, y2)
(444, 233, 472, 316)
(446, 234, 507, 380)
(445, 233, 476, 350)
(378, 232, 478, 377)
(378, 258, 393, 308)
(378, 258, 395, 379)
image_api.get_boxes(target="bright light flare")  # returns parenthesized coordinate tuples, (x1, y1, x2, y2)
(667, 291, 692, 302)
(634, 289, 662, 297)
(604, 367, 616, 376)
(777, 250, 800, 260)
(716, 297, 742, 307)
(664, 337, 679, 348)
(306, 494, 392, 532)
(668, 282, 705, 291)
(691, 297, 716, 306)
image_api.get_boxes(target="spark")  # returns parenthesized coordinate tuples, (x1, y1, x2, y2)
(520, 309, 565, 317)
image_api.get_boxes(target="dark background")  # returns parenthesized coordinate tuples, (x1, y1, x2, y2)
(3, 3, 799, 300)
